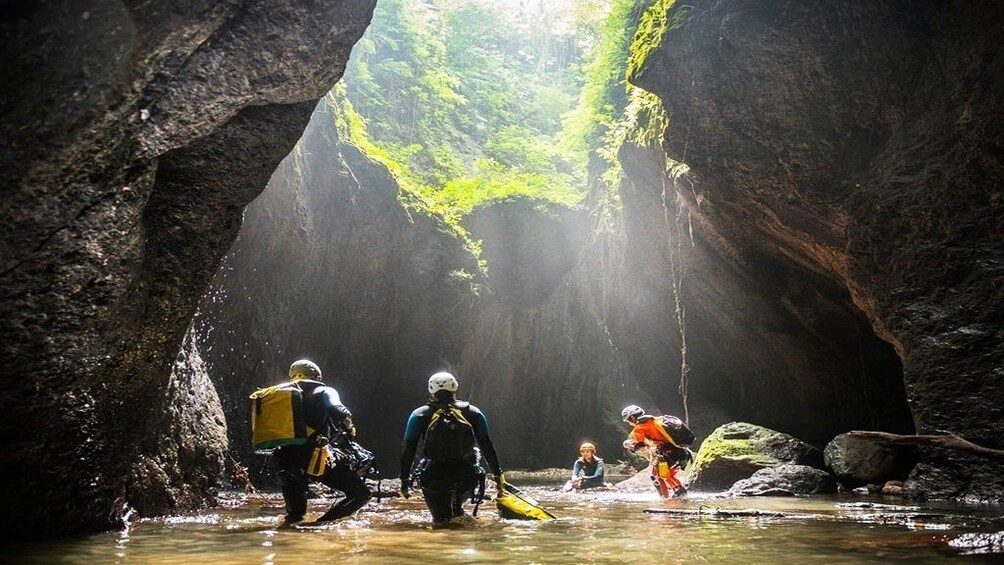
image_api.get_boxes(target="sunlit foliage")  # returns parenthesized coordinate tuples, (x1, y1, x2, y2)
(340, 0, 669, 223)
(343, 0, 592, 214)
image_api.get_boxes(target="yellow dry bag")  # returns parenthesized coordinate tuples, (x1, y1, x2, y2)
(495, 476, 556, 521)
(249, 382, 308, 452)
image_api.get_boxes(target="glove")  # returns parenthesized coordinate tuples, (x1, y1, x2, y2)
(341, 417, 356, 437)
(622, 438, 636, 452)
(400, 479, 411, 499)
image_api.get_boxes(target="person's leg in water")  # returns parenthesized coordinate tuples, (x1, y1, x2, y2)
(315, 464, 372, 522)
(275, 446, 310, 524)
(651, 461, 671, 498)
(420, 483, 455, 526)
(450, 475, 478, 518)
(654, 458, 686, 497)
(664, 465, 686, 496)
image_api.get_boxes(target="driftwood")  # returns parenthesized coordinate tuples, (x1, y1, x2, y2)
(643, 506, 962, 525)
(847, 431, 1004, 461)
(643, 507, 809, 519)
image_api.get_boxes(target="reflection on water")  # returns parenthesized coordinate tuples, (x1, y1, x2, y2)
(8, 487, 1003, 564)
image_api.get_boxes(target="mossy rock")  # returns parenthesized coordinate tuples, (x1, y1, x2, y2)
(689, 422, 824, 491)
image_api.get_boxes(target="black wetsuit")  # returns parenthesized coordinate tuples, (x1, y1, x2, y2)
(274, 379, 371, 522)
(400, 399, 501, 524)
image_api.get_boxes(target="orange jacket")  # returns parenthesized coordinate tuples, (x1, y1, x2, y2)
(629, 416, 675, 449)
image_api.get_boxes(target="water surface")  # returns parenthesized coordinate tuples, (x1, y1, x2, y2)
(9, 486, 1002, 564)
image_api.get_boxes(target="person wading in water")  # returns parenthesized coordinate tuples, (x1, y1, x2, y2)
(271, 360, 372, 525)
(399, 371, 503, 527)
(621, 404, 693, 498)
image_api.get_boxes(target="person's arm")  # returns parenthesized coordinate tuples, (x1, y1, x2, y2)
(318, 387, 354, 434)
(467, 406, 502, 477)
(399, 409, 425, 496)
(630, 423, 648, 452)
(571, 459, 583, 479)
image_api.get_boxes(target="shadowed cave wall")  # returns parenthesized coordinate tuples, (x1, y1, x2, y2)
(1, 0, 375, 539)
(631, 0, 1003, 498)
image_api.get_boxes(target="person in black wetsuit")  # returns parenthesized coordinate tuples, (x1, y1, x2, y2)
(568, 442, 605, 490)
(274, 359, 371, 525)
(399, 371, 503, 527)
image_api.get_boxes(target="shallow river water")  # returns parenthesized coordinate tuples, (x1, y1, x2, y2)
(9, 485, 1004, 564)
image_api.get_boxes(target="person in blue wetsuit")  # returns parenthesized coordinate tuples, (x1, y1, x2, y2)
(399, 371, 503, 526)
(274, 359, 371, 525)
(568, 442, 605, 490)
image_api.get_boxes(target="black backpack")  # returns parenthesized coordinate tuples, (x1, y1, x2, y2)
(659, 414, 696, 447)
(422, 401, 477, 464)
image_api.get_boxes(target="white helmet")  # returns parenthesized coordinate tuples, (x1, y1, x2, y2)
(289, 359, 322, 381)
(428, 371, 459, 395)
(621, 404, 644, 422)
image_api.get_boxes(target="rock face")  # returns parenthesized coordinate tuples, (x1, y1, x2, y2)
(0, 1, 375, 539)
(197, 96, 649, 472)
(728, 464, 836, 496)
(824, 433, 916, 488)
(689, 422, 824, 490)
(631, 0, 1004, 499)
(197, 95, 484, 471)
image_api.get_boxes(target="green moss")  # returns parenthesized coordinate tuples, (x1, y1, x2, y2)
(692, 423, 783, 468)
(326, 87, 488, 274)
(627, 0, 676, 80)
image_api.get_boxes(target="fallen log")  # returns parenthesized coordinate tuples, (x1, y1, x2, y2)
(643, 506, 960, 525)
(643, 507, 811, 519)
(846, 431, 1004, 461)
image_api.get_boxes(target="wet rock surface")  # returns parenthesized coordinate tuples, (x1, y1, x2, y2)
(1, 0, 375, 539)
(633, 0, 1004, 499)
(689, 422, 824, 490)
(728, 464, 837, 496)
(824, 433, 915, 488)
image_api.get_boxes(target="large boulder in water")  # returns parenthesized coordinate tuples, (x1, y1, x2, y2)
(728, 464, 837, 496)
(824, 433, 916, 488)
(689, 422, 824, 491)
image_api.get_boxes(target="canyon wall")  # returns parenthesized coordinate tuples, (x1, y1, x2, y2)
(0, 0, 375, 538)
(632, 0, 1003, 499)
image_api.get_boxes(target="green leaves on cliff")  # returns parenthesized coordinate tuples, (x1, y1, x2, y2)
(343, 0, 594, 215)
(339, 0, 672, 224)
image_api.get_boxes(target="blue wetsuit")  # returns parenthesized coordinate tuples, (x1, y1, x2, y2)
(571, 456, 605, 489)
(399, 399, 501, 524)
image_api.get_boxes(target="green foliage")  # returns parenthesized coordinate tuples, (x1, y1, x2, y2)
(627, 0, 677, 80)
(440, 159, 580, 213)
(339, 0, 677, 245)
(343, 0, 591, 221)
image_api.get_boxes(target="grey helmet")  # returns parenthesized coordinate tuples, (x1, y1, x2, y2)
(621, 404, 644, 422)
(428, 371, 459, 395)
(289, 359, 322, 381)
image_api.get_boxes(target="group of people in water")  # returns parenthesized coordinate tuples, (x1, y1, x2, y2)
(264, 359, 691, 527)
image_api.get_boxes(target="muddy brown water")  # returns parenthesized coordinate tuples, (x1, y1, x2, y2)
(7, 486, 1003, 564)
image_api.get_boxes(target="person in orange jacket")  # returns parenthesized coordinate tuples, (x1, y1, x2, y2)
(621, 404, 690, 498)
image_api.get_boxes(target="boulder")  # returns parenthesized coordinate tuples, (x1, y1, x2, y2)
(689, 422, 824, 491)
(824, 433, 916, 487)
(728, 464, 837, 496)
